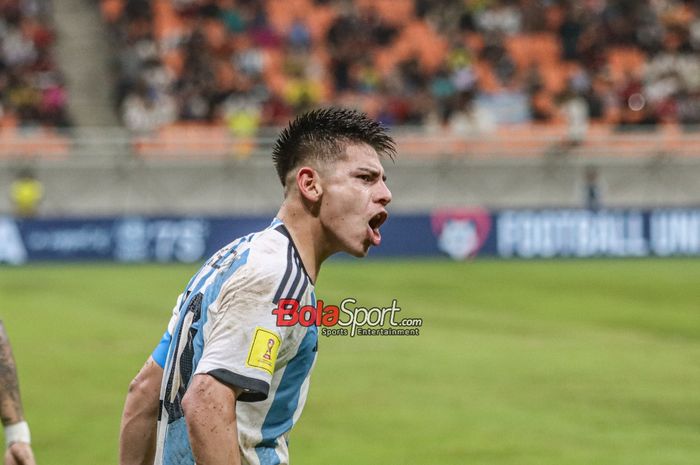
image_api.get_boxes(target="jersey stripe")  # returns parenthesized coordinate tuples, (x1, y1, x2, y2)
(272, 243, 294, 304)
(191, 247, 251, 382)
(254, 324, 318, 465)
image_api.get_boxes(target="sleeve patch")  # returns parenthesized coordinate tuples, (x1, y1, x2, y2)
(245, 327, 281, 374)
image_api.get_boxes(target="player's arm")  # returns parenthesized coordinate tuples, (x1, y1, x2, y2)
(120, 293, 182, 465)
(0, 321, 36, 465)
(182, 374, 241, 465)
(119, 356, 163, 465)
(184, 262, 284, 464)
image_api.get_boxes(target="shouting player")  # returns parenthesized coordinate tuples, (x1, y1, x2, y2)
(119, 108, 395, 465)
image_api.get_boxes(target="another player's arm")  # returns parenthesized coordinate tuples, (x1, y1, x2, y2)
(182, 374, 241, 465)
(0, 321, 36, 465)
(118, 357, 163, 465)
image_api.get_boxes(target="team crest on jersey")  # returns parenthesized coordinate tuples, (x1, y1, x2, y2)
(210, 246, 238, 270)
(246, 327, 281, 374)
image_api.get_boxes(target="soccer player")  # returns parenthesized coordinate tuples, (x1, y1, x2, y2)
(119, 108, 395, 465)
(0, 322, 36, 465)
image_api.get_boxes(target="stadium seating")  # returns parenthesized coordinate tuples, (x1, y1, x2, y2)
(5, 0, 700, 160)
(2, 0, 652, 154)
(0, 1, 70, 128)
(95, 0, 700, 141)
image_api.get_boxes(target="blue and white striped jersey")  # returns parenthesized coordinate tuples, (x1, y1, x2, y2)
(151, 218, 318, 465)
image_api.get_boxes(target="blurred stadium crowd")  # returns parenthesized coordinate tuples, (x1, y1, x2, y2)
(0, 0, 69, 128)
(4, 0, 700, 134)
(98, 0, 700, 134)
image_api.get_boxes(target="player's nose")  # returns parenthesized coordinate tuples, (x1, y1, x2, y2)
(375, 179, 392, 206)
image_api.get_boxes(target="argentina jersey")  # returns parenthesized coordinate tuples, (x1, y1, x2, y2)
(151, 218, 318, 465)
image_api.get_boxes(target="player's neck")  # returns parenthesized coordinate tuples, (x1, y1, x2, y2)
(276, 204, 327, 283)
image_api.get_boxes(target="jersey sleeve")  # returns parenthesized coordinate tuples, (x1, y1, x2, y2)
(194, 265, 287, 402)
(151, 293, 183, 368)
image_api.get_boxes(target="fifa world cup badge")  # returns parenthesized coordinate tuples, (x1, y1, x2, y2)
(246, 328, 280, 374)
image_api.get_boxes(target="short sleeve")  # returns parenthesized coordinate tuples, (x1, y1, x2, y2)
(151, 293, 183, 368)
(194, 267, 286, 402)
(151, 330, 170, 368)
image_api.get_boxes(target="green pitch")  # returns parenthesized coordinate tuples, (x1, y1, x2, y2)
(2, 259, 700, 465)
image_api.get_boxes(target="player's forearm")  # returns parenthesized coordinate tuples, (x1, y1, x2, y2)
(0, 321, 24, 426)
(119, 358, 162, 465)
(183, 374, 241, 465)
(119, 409, 157, 465)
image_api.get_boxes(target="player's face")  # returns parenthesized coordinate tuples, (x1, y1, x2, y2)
(318, 143, 392, 257)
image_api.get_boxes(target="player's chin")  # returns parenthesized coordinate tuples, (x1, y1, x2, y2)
(346, 240, 371, 258)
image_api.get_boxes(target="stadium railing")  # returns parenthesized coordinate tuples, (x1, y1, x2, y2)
(2, 124, 700, 163)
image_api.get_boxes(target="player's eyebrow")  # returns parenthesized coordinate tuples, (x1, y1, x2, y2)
(356, 167, 387, 181)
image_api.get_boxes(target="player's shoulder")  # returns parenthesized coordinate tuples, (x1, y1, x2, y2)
(202, 219, 312, 302)
(245, 222, 294, 272)
(221, 221, 303, 295)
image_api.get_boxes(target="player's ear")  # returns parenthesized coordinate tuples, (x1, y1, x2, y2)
(296, 166, 322, 202)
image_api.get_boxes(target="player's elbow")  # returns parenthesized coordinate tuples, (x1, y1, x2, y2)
(181, 388, 210, 435)
(181, 384, 207, 420)
(124, 360, 163, 417)
(124, 378, 157, 419)
(126, 366, 144, 390)
(127, 373, 151, 398)
(181, 390, 196, 417)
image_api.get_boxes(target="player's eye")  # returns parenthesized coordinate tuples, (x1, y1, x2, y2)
(357, 174, 372, 182)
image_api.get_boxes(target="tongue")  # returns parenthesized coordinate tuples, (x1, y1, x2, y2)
(368, 224, 382, 246)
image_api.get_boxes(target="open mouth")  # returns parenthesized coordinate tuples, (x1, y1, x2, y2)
(367, 211, 388, 246)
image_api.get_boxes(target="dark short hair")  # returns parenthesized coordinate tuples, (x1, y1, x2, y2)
(272, 108, 396, 187)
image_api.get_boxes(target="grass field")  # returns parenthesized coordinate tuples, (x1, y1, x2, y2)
(1, 259, 700, 465)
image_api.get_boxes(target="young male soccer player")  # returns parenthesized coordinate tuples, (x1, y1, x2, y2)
(0, 322, 36, 465)
(119, 108, 395, 465)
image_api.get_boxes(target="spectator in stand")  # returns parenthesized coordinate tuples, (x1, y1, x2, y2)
(583, 166, 603, 211)
(559, 5, 584, 61)
(678, 88, 700, 130)
(288, 16, 312, 51)
(122, 80, 177, 133)
(10, 168, 43, 218)
(474, 0, 522, 36)
(559, 83, 590, 145)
